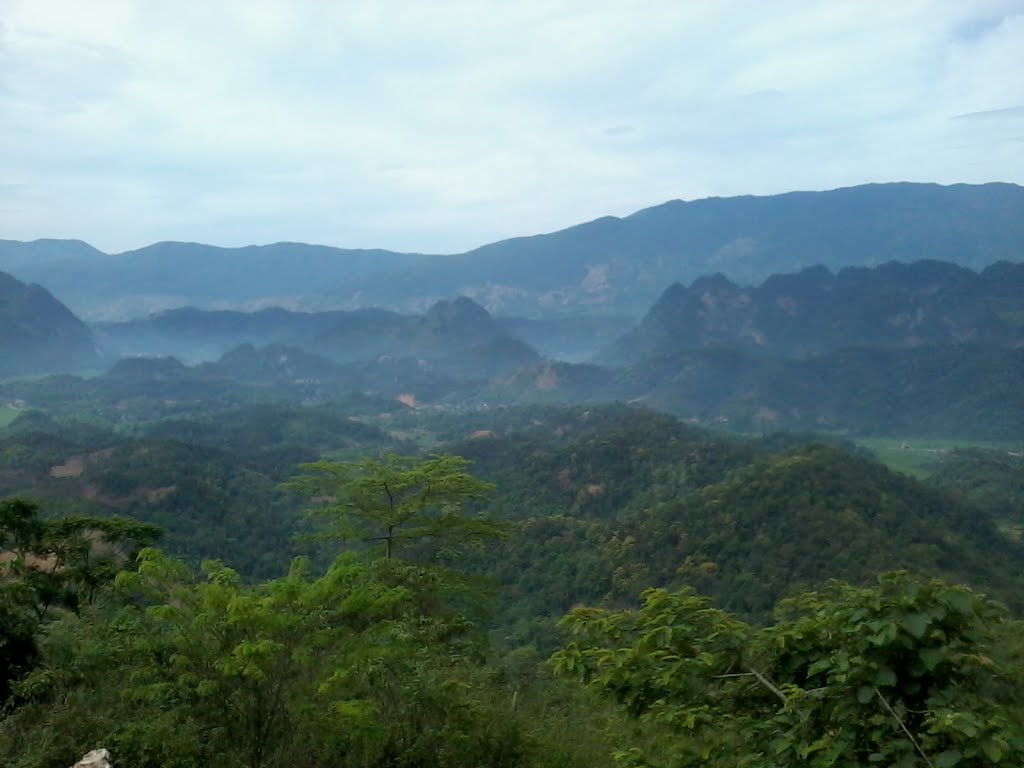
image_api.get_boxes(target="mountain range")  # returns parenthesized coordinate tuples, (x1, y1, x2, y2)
(601, 258, 1024, 364)
(4, 257, 1023, 439)
(3, 180, 1023, 439)
(3, 182, 1022, 320)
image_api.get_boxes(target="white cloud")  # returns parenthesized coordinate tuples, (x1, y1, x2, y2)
(0, 0, 1022, 253)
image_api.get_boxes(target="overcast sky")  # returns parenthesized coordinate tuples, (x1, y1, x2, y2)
(1, 0, 1023, 254)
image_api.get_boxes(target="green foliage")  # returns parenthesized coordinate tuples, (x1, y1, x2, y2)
(554, 574, 1024, 767)
(0, 498, 160, 619)
(88, 440, 300, 578)
(924, 448, 1024, 532)
(860, 438, 1020, 478)
(1, 406, 1022, 768)
(469, 421, 1024, 644)
(2, 547, 601, 768)
(287, 453, 501, 562)
(0, 417, 306, 579)
(627, 444, 1024, 616)
(139, 403, 407, 480)
(0, 498, 160, 704)
(458, 407, 757, 524)
(112, 550, 446, 768)
(0, 598, 38, 706)
(0, 406, 18, 428)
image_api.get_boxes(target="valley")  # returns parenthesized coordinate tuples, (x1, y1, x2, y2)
(3, 183, 1024, 767)
(6, 0, 1024, 759)
(857, 436, 1023, 478)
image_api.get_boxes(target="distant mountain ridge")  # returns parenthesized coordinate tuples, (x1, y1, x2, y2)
(3, 182, 1022, 319)
(374, 182, 1024, 315)
(0, 241, 425, 320)
(0, 238, 104, 269)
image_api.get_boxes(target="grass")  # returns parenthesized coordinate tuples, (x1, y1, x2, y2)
(0, 405, 20, 428)
(856, 436, 1021, 478)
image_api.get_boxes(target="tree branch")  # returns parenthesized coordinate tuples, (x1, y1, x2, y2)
(874, 687, 934, 768)
(744, 665, 788, 704)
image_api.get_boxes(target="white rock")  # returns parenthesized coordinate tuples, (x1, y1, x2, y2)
(72, 749, 111, 768)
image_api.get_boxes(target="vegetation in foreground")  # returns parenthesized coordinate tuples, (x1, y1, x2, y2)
(2, 446, 1024, 767)
(556, 575, 1024, 767)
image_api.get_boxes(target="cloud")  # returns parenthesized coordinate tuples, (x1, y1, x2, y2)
(0, 0, 1022, 254)
(953, 105, 1024, 120)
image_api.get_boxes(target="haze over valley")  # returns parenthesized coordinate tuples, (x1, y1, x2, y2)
(4, 180, 1024, 768)
(3, 2, 1024, 766)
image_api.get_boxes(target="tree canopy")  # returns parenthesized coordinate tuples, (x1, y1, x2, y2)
(0, 498, 161, 703)
(553, 573, 1024, 767)
(286, 454, 501, 561)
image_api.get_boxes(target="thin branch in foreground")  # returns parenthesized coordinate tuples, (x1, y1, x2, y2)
(874, 687, 934, 768)
(744, 666, 788, 705)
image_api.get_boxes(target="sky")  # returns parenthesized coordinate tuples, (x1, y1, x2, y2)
(1, 0, 1023, 255)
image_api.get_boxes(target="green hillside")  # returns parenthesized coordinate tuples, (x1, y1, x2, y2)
(3, 402, 1023, 767)
(0, 271, 100, 377)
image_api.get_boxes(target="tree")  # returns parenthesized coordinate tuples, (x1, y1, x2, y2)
(285, 454, 501, 561)
(5, 549, 537, 768)
(0, 498, 160, 704)
(552, 573, 1024, 767)
(113, 550, 420, 768)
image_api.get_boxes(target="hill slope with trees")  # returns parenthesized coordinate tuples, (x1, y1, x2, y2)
(0, 271, 99, 378)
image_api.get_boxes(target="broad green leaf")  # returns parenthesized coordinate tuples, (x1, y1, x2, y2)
(919, 647, 943, 671)
(982, 741, 1004, 762)
(874, 667, 897, 687)
(807, 658, 832, 677)
(900, 612, 930, 639)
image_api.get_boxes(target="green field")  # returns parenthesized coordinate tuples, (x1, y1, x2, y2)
(857, 436, 1021, 478)
(0, 405, 20, 427)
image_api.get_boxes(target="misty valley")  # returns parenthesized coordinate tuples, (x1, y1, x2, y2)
(2, 183, 1024, 767)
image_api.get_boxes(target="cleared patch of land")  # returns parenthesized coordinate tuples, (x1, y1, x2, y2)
(857, 436, 1021, 478)
(0, 405, 20, 427)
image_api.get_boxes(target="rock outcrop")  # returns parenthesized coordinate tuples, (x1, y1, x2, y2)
(71, 748, 112, 768)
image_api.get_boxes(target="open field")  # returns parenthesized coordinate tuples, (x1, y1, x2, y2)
(857, 436, 1022, 478)
(0, 405, 20, 427)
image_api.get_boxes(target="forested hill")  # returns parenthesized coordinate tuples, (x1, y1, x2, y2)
(3, 401, 1023, 766)
(3, 402, 1021, 626)
(0, 270, 99, 378)
(0, 406, 406, 578)
(3, 182, 1022, 318)
(441, 408, 1024, 636)
(602, 259, 1024, 363)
